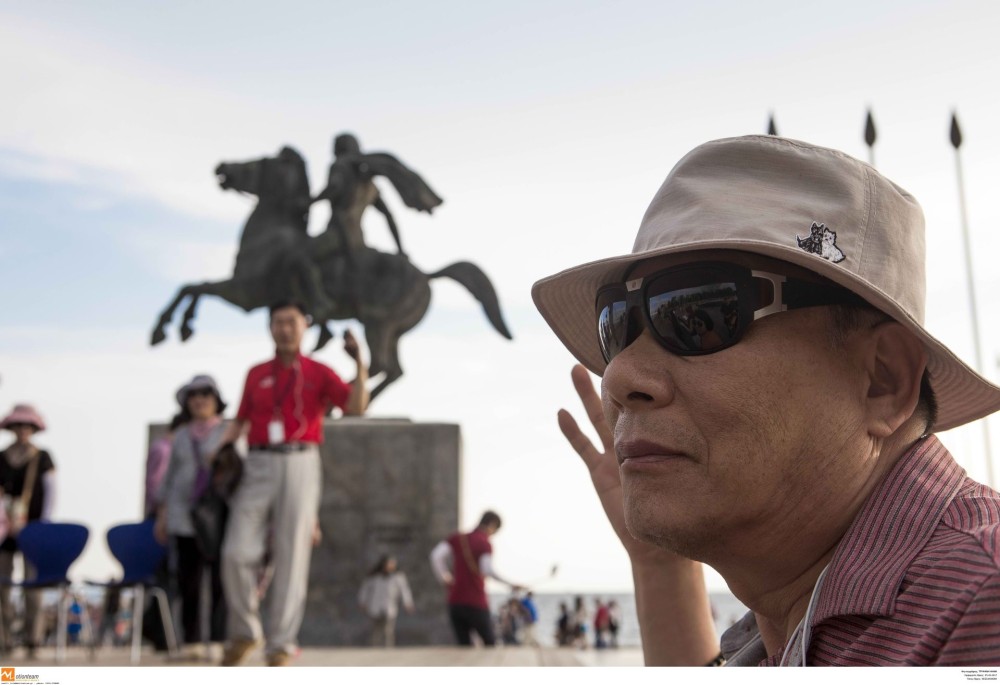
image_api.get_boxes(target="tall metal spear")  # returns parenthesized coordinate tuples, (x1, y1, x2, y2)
(951, 111, 995, 487)
(864, 109, 877, 167)
(767, 113, 778, 136)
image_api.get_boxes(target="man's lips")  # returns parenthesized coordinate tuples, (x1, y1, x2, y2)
(615, 439, 689, 466)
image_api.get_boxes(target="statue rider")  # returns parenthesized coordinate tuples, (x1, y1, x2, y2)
(310, 133, 443, 261)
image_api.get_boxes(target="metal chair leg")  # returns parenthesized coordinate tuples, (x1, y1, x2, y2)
(130, 586, 145, 665)
(56, 590, 68, 664)
(70, 590, 97, 662)
(149, 587, 178, 659)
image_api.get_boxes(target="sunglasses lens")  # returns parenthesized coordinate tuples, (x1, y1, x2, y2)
(597, 293, 629, 363)
(596, 263, 761, 363)
(646, 276, 739, 354)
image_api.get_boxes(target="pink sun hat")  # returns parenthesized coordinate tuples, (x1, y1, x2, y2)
(0, 404, 46, 432)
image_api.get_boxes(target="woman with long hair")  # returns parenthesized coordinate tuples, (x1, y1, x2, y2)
(358, 555, 414, 647)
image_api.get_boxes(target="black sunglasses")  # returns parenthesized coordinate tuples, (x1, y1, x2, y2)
(596, 261, 865, 362)
(187, 388, 215, 398)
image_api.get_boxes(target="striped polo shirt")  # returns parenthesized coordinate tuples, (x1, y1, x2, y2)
(721, 435, 1000, 666)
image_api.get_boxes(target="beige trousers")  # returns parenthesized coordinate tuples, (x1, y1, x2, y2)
(221, 447, 321, 656)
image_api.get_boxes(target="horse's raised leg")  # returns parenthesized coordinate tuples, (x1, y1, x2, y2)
(365, 321, 404, 401)
(180, 294, 202, 341)
(151, 284, 198, 345)
(151, 278, 258, 345)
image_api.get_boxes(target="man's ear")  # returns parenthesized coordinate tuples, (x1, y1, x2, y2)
(863, 322, 926, 438)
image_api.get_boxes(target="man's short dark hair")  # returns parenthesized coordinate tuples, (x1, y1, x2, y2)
(479, 510, 502, 530)
(268, 300, 309, 319)
(828, 304, 938, 433)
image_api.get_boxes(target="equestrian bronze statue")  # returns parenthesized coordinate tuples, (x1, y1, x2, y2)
(151, 138, 511, 400)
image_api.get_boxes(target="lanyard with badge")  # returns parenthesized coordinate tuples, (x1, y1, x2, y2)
(268, 359, 298, 445)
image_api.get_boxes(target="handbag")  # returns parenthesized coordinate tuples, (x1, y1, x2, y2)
(190, 489, 227, 562)
(5, 449, 39, 540)
(188, 440, 243, 562)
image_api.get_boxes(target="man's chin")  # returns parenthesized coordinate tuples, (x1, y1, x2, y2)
(623, 502, 713, 559)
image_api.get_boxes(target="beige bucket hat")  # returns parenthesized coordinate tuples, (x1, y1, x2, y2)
(532, 134, 1000, 432)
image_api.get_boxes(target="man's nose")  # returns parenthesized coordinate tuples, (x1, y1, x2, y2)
(602, 330, 676, 412)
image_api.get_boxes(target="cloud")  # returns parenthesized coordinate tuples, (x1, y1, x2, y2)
(0, 151, 84, 185)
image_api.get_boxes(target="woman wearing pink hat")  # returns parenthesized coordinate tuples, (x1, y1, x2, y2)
(0, 404, 56, 657)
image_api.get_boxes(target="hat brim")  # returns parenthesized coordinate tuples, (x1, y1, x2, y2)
(532, 238, 1000, 433)
(0, 417, 44, 432)
(176, 383, 224, 408)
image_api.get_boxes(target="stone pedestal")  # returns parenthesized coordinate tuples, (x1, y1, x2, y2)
(300, 418, 460, 646)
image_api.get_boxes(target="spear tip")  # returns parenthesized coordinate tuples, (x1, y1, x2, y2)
(767, 112, 778, 136)
(865, 109, 877, 147)
(950, 111, 963, 149)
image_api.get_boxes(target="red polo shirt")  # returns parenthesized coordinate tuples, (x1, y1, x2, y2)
(446, 529, 492, 610)
(236, 353, 351, 446)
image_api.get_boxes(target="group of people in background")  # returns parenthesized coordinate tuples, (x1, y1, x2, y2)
(556, 597, 620, 649)
(0, 297, 630, 661)
(0, 386, 622, 656)
(429, 512, 624, 650)
(497, 592, 538, 646)
(0, 299, 370, 665)
(0, 327, 553, 661)
(145, 300, 370, 666)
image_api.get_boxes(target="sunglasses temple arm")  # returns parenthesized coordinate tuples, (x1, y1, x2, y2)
(751, 270, 787, 320)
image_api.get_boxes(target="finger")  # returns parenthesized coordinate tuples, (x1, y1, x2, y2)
(558, 409, 602, 472)
(570, 364, 614, 453)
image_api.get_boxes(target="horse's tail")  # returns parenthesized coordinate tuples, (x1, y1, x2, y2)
(428, 262, 513, 340)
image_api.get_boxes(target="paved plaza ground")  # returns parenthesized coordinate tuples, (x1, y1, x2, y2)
(4, 644, 645, 667)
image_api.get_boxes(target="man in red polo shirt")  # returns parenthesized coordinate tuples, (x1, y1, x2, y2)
(430, 511, 524, 646)
(219, 301, 368, 666)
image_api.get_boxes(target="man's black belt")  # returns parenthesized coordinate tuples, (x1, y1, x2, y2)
(249, 443, 315, 454)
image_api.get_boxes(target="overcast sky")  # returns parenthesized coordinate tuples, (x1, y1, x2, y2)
(2, 0, 1000, 594)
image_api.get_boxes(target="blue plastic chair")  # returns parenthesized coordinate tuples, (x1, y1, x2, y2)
(88, 520, 178, 664)
(7, 521, 94, 662)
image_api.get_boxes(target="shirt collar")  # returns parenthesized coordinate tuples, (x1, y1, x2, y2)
(811, 434, 966, 623)
(720, 435, 967, 664)
(273, 352, 304, 369)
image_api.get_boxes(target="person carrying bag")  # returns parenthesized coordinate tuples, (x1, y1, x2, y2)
(154, 375, 231, 659)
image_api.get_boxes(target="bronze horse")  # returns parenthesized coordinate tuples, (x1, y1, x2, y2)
(150, 146, 512, 400)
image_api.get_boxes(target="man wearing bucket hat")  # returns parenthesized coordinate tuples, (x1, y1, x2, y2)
(533, 135, 1000, 666)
